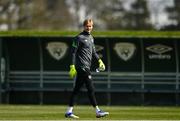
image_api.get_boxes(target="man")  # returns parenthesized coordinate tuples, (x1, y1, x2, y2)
(65, 19, 109, 118)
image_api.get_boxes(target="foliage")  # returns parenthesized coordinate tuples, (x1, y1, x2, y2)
(0, 0, 179, 30)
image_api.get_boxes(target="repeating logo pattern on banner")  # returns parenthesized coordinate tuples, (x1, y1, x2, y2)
(46, 42, 68, 60)
(95, 45, 104, 58)
(146, 44, 173, 59)
(95, 45, 104, 52)
(114, 42, 136, 61)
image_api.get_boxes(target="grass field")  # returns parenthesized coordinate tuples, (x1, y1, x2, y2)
(0, 30, 180, 37)
(0, 105, 180, 120)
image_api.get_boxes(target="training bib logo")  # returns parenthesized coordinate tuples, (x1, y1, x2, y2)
(114, 42, 136, 61)
(46, 42, 68, 60)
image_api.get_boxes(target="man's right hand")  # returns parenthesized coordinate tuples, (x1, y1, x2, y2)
(69, 65, 77, 78)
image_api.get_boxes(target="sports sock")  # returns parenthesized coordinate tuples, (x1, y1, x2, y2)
(95, 106, 100, 113)
(67, 106, 73, 113)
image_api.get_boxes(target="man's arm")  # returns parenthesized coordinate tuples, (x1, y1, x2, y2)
(69, 38, 78, 78)
(92, 44, 105, 71)
(92, 45, 100, 61)
(71, 38, 78, 65)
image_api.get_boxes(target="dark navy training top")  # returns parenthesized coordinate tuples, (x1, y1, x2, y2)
(71, 31, 100, 70)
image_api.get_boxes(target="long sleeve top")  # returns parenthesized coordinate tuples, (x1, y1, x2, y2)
(71, 31, 100, 70)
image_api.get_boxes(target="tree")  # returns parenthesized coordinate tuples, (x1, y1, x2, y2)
(164, 0, 180, 30)
(97, 0, 125, 30)
(123, 0, 152, 30)
(29, 0, 72, 30)
(0, 0, 21, 30)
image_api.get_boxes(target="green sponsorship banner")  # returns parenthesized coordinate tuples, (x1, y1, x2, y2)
(41, 37, 72, 71)
(2, 37, 179, 73)
(108, 37, 142, 72)
(143, 38, 176, 72)
(4, 37, 40, 70)
(178, 40, 180, 72)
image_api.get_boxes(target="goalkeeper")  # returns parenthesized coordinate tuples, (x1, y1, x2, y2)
(65, 19, 109, 119)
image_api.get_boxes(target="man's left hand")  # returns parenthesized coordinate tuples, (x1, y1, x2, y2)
(98, 59, 105, 71)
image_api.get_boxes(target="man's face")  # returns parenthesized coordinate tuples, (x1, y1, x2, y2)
(84, 22, 93, 33)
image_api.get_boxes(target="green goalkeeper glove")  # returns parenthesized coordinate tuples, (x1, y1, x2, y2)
(69, 65, 77, 78)
(98, 59, 105, 71)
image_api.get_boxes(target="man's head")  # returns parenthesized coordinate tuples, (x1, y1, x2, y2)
(83, 19, 93, 33)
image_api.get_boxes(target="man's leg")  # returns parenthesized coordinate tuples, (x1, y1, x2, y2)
(85, 73, 109, 118)
(65, 72, 85, 118)
(85, 75, 97, 107)
(68, 75, 84, 106)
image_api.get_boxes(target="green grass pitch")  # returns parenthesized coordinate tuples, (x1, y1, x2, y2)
(0, 105, 180, 120)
